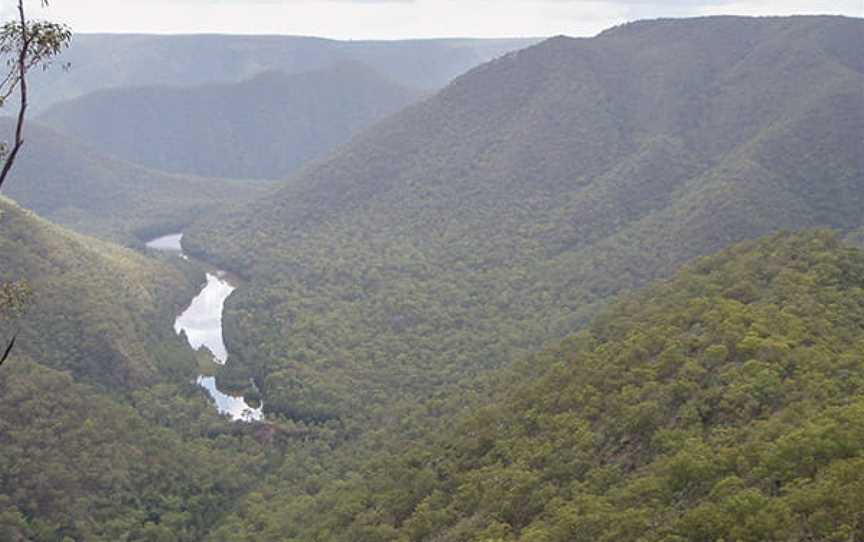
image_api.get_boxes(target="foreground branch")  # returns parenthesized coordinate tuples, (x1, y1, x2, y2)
(0, 0, 70, 191)
(0, 1, 29, 191)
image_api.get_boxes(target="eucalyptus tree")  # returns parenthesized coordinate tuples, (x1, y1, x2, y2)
(0, 0, 69, 365)
(0, 0, 70, 189)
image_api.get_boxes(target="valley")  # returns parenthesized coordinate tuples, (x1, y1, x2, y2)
(1, 11, 862, 541)
(38, 64, 425, 180)
(184, 15, 864, 426)
(145, 232, 263, 422)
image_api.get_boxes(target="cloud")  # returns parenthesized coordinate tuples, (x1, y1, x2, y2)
(697, 0, 863, 16)
(29, 0, 863, 39)
(118, 0, 419, 3)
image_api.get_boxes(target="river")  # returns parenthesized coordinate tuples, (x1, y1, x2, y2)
(146, 233, 263, 422)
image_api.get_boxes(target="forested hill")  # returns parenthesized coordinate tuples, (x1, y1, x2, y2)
(0, 197, 198, 390)
(27, 34, 538, 111)
(183, 16, 864, 423)
(213, 231, 864, 540)
(39, 63, 424, 180)
(0, 199, 272, 539)
(0, 117, 274, 244)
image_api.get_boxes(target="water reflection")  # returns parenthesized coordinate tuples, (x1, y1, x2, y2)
(146, 233, 188, 260)
(147, 233, 263, 422)
(145, 233, 183, 251)
(175, 273, 235, 364)
(197, 376, 263, 422)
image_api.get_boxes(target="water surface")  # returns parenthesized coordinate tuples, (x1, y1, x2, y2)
(175, 272, 235, 364)
(197, 376, 263, 422)
(147, 233, 263, 422)
(146, 233, 189, 260)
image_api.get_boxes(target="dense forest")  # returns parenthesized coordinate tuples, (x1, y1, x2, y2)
(0, 26, 547, 540)
(1, 12, 862, 542)
(0, 197, 281, 539)
(0, 357, 271, 541)
(184, 16, 864, 425)
(209, 231, 864, 540)
(0, 197, 199, 388)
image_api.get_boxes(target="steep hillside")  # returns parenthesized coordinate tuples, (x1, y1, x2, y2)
(211, 231, 864, 541)
(184, 16, 864, 423)
(28, 34, 538, 111)
(0, 118, 274, 243)
(39, 64, 423, 180)
(0, 197, 198, 390)
(0, 358, 267, 541)
(0, 199, 275, 539)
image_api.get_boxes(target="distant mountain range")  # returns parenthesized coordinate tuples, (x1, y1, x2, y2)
(39, 63, 424, 180)
(2, 15, 864, 540)
(28, 34, 539, 112)
(183, 15, 864, 422)
(1, 117, 274, 243)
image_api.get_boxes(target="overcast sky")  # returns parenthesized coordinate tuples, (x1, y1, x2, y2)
(9, 0, 863, 39)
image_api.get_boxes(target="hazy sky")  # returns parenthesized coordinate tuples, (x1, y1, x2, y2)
(10, 0, 864, 39)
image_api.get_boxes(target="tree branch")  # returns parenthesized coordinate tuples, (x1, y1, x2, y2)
(0, 0, 29, 191)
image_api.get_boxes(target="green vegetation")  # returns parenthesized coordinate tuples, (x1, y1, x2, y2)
(0, 196, 199, 389)
(845, 226, 864, 248)
(0, 198, 285, 539)
(0, 358, 269, 541)
(39, 63, 423, 180)
(2, 15, 863, 540)
(1, 118, 275, 244)
(184, 16, 864, 424)
(210, 231, 864, 541)
(0, 279, 29, 319)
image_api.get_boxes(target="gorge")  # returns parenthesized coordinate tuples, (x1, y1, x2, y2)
(145, 233, 263, 422)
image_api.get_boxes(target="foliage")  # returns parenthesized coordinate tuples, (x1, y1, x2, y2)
(0, 279, 29, 319)
(0, 198, 293, 540)
(2, 15, 863, 541)
(0, 0, 71, 190)
(0, 357, 271, 541)
(183, 16, 864, 425)
(845, 226, 864, 248)
(0, 196, 201, 390)
(0, 7, 71, 105)
(212, 231, 864, 540)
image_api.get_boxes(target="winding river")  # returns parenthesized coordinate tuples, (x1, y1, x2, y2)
(146, 233, 263, 422)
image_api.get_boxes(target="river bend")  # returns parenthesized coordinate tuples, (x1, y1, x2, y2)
(146, 233, 263, 422)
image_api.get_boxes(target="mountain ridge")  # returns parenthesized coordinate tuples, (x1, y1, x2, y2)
(27, 34, 540, 112)
(38, 62, 425, 180)
(183, 15, 864, 423)
(1, 117, 275, 243)
(216, 231, 864, 540)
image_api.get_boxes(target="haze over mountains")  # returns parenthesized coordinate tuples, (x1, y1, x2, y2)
(185, 15, 864, 422)
(39, 63, 424, 180)
(2, 13, 864, 540)
(27, 34, 539, 112)
(0, 118, 274, 243)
